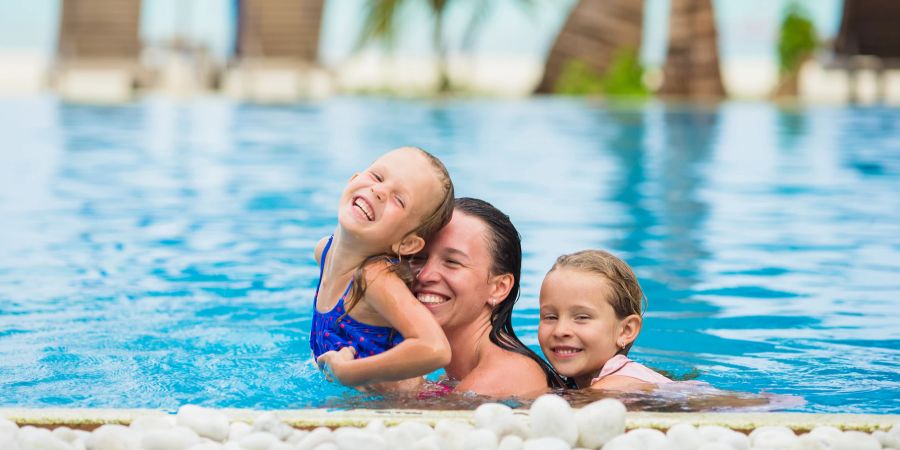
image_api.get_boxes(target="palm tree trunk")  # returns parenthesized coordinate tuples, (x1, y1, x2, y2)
(659, 0, 725, 98)
(535, 0, 644, 94)
(433, 7, 451, 92)
(236, 0, 324, 62)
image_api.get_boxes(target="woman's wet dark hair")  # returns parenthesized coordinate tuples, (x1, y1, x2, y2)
(454, 197, 568, 389)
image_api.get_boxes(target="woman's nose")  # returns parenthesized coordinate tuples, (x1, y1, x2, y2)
(415, 258, 439, 283)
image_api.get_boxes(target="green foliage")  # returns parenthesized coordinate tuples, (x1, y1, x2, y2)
(554, 60, 605, 95)
(554, 50, 648, 97)
(778, 3, 818, 74)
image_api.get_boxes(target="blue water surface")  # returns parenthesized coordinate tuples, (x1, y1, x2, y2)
(0, 96, 898, 413)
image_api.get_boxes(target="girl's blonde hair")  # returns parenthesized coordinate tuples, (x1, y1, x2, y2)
(342, 147, 454, 319)
(549, 249, 646, 354)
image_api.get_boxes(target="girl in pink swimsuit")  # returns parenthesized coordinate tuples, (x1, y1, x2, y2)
(538, 249, 672, 391)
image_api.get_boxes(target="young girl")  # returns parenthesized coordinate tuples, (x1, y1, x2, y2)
(538, 249, 672, 391)
(311, 146, 454, 388)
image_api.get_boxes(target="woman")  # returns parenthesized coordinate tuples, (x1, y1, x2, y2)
(412, 197, 566, 396)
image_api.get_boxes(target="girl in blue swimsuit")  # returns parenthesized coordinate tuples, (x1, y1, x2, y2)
(311, 147, 454, 389)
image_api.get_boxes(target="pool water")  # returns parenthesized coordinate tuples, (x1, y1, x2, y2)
(0, 96, 897, 413)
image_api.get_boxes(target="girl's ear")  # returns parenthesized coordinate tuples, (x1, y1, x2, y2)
(488, 273, 514, 305)
(393, 235, 425, 256)
(618, 314, 643, 348)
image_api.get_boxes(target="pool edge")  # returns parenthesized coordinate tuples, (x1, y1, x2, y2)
(2, 408, 897, 433)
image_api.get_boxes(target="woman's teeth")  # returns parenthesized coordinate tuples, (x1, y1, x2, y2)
(353, 198, 374, 221)
(417, 293, 448, 305)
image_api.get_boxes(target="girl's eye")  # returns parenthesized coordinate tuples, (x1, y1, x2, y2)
(395, 196, 406, 208)
(575, 314, 591, 321)
(371, 172, 383, 182)
(541, 315, 557, 321)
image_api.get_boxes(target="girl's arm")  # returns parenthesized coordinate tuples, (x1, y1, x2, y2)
(319, 261, 451, 386)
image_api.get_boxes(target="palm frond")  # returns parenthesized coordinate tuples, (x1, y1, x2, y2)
(355, 0, 406, 51)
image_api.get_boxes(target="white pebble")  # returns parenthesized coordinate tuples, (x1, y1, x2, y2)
(52, 426, 81, 444)
(809, 426, 842, 442)
(312, 443, 340, 450)
(176, 406, 229, 443)
(795, 433, 831, 450)
(364, 419, 386, 436)
(16, 426, 71, 450)
(476, 403, 522, 438)
(1, 417, 19, 434)
(227, 422, 252, 442)
(334, 427, 386, 450)
(287, 429, 311, 445)
(750, 426, 797, 449)
(86, 424, 140, 450)
(834, 430, 880, 450)
(270, 442, 296, 450)
(140, 426, 201, 450)
(297, 427, 334, 450)
(130, 415, 176, 433)
(718, 431, 749, 450)
(873, 428, 900, 449)
(604, 428, 668, 450)
(696, 443, 733, 450)
(385, 421, 433, 448)
(238, 431, 281, 450)
(411, 435, 443, 450)
(529, 394, 578, 446)
(666, 423, 704, 450)
(498, 435, 524, 450)
(251, 413, 294, 441)
(522, 436, 571, 450)
(697, 426, 729, 442)
(435, 419, 475, 450)
(187, 443, 223, 450)
(462, 428, 499, 450)
(576, 399, 626, 449)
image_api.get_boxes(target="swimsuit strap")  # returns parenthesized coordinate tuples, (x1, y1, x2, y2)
(313, 235, 334, 299)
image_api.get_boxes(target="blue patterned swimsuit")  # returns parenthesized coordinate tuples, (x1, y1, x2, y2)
(310, 236, 404, 360)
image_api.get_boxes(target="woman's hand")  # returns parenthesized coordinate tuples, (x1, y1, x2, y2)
(316, 347, 357, 383)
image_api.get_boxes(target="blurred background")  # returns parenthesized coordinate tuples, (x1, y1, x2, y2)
(1, 1, 898, 412)
(0, 0, 898, 103)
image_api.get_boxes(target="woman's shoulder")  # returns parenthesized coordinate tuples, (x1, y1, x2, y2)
(456, 345, 548, 397)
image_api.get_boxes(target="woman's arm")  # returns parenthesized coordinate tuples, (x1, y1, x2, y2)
(320, 261, 451, 386)
(590, 375, 656, 392)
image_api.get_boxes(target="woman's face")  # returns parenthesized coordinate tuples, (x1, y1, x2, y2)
(412, 210, 496, 331)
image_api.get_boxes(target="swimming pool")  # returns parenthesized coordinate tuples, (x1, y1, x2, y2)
(0, 96, 897, 413)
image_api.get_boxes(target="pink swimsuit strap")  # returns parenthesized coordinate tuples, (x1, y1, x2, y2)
(591, 354, 672, 385)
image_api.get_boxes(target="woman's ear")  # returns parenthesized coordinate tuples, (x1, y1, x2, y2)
(618, 314, 643, 347)
(488, 273, 515, 305)
(393, 235, 425, 256)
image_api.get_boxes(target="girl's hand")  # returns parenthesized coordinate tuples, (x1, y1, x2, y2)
(316, 347, 357, 383)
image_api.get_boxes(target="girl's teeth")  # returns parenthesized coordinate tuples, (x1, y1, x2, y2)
(354, 198, 373, 220)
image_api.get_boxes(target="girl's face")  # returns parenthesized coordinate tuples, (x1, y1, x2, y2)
(412, 211, 498, 331)
(338, 148, 441, 252)
(538, 268, 628, 387)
